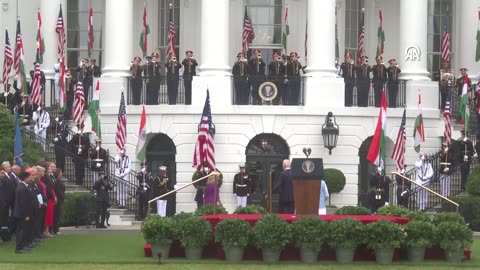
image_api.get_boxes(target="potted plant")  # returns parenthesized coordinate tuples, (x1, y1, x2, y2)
(323, 168, 346, 205)
(327, 217, 365, 263)
(403, 220, 435, 262)
(291, 217, 328, 263)
(365, 219, 405, 264)
(177, 215, 213, 259)
(251, 214, 291, 262)
(141, 216, 177, 259)
(435, 222, 473, 263)
(215, 218, 252, 262)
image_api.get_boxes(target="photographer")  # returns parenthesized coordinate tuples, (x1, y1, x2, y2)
(94, 172, 112, 228)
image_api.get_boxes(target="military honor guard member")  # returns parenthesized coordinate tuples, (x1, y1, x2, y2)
(152, 166, 171, 217)
(356, 56, 371, 107)
(395, 166, 411, 208)
(232, 52, 250, 105)
(165, 54, 182, 105)
(77, 58, 92, 109)
(18, 94, 34, 126)
(438, 144, 452, 198)
(144, 52, 162, 105)
(248, 49, 266, 105)
(114, 148, 131, 209)
(456, 67, 472, 96)
(94, 172, 112, 228)
(386, 59, 401, 108)
(340, 52, 356, 107)
(69, 125, 90, 186)
(268, 51, 286, 105)
(233, 164, 253, 207)
(90, 59, 101, 78)
(182, 50, 198, 105)
(136, 164, 153, 220)
(53, 115, 68, 171)
(458, 129, 474, 191)
(415, 152, 433, 211)
(64, 69, 76, 120)
(439, 61, 454, 110)
(130, 56, 143, 105)
(369, 167, 389, 212)
(372, 55, 387, 107)
(32, 106, 50, 151)
(285, 52, 303, 105)
(193, 166, 209, 209)
(89, 138, 108, 185)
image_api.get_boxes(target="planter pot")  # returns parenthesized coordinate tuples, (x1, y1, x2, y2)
(445, 249, 465, 263)
(223, 246, 245, 262)
(184, 246, 203, 260)
(262, 247, 281, 262)
(149, 240, 172, 259)
(407, 246, 426, 262)
(299, 247, 319, 263)
(335, 247, 356, 264)
(374, 247, 394, 264)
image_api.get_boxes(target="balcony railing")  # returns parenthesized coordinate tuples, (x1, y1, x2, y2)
(352, 80, 407, 108)
(126, 77, 186, 105)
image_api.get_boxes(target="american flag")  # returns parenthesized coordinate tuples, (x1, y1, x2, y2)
(30, 48, 42, 107)
(56, 5, 66, 56)
(242, 7, 255, 54)
(444, 91, 452, 147)
(441, 11, 450, 64)
(13, 19, 25, 93)
(391, 109, 407, 171)
(357, 8, 365, 63)
(88, 7, 94, 58)
(72, 82, 85, 127)
(193, 90, 216, 171)
(166, 8, 176, 58)
(2, 29, 13, 87)
(115, 92, 127, 150)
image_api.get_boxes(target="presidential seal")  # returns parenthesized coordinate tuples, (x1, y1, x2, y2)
(301, 160, 315, 174)
(258, 81, 278, 102)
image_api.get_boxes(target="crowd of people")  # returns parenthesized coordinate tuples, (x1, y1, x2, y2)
(0, 161, 65, 253)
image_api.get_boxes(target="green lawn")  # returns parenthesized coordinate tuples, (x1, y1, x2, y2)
(0, 233, 479, 269)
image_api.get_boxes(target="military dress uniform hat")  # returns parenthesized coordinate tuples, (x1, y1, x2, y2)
(237, 52, 245, 57)
(238, 163, 245, 168)
(82, 58, 90, 63)
(95, 138, 102, 143)
(185, 50, 193, 55)
(272, 51, 280, 56)
(133, 56, 141, 62)
(376, 55, 383, 60)
(460, 67, 468, 71)
(290, 52, 298, 57)
(345, 52, 352, 57)
(388, 59, 396, 64)
(253, 49, 260, 54)
(159, 166, 167, 171)
(151, 51, 159, 58)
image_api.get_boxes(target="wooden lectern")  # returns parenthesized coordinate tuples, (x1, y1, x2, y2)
(291, 158, 324, 216)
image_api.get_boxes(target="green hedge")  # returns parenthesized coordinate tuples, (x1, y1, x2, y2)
(467, 165, 480, 195)
(442, 195, 480, 231)
(194, 204, 228, 216)
(233, 204, 268, 214)
(60, 192, 96, 227)
(334, 206, 371, 215)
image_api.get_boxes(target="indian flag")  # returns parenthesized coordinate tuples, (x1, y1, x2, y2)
(459, 76, 470, 132)
(367, 89, 387, 172)
(376, 10, 385, 57)
(413, 91, 425, 153)
(136, 106, 147, 162)
(88, 80, 101, 138)
(281, 7, 289, 53)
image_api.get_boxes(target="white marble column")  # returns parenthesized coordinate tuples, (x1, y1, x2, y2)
(102, 0, 133, 77)
(193, 0, 231, 108)
(304, 0, 337, 76)
(399, 0, 429, 80)
(198, 0, 230, 76)
(39, 1, 59, 79)
(457, 0, 477, 75)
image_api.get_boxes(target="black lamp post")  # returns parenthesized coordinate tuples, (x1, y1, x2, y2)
(322, 112, 339, 155)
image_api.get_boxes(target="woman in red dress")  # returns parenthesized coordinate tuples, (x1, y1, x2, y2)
(44, 164, 57, 237)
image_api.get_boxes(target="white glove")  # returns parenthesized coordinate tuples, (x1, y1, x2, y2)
(141, 168, 146, 173)
(96, 163, 101, 167)
(120, 173, 124, 177)
(53, 137, 59, 142)
(21, 101, 25, 107)
(421, 155, 425, 161)
(464, 137, 468, 142)
(3, 92, 8, 97)
(55, 117, 59, 122)
(96, 146, 100, 151)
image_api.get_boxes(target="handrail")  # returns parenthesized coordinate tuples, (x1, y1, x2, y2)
(147, 171, 220, 217)
(391, 172, 460, 222)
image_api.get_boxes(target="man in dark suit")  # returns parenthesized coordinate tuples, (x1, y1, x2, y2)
(278, 159, 294, 214)
(14, 170, 34, 253)
(51, 163, 65, 235)
(94, 172, 112, 228)
(1, 162, 17, 231)
(69, 126, 90, 186)
(53, 115, 68, 171)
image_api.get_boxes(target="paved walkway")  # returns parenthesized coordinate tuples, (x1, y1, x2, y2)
(60, 224, 141, 234)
